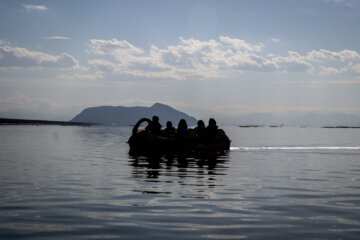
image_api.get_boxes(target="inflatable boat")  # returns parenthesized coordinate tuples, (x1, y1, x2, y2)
(128, 118, 231, 153)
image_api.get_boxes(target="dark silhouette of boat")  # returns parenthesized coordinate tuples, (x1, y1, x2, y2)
(128, 118, 231, 153)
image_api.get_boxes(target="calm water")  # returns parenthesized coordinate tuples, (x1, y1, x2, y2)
(1, 125, 360, 239)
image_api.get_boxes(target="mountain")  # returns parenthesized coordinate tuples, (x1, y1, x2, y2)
(70, 103, 197, 126)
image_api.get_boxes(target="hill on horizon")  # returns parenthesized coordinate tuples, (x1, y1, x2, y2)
(70, 103, 197, 126)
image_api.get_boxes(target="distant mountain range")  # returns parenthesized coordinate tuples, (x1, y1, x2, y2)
(70, 103, 197, 126)
(2, 102, 359, 127)
(229, 112, 360, 127)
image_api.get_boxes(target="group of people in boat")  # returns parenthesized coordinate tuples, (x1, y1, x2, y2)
(144, 115, 220, 140)
(129, 116, 230, 151)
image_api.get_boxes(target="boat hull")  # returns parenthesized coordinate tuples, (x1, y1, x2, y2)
(128, 130, 231, 153)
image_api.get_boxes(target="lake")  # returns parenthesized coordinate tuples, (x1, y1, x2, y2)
(0, 125, 360, 239)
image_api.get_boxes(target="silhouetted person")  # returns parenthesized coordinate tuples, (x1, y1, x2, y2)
(163, 121, 176, 138)
(195, 120, 206, 137)
(177, 119, 188, 137)
(149, 115, 162, 135)
(206, 118, 218, 139)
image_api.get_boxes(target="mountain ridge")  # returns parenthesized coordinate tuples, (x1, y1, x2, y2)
(70, 103, 197, 126)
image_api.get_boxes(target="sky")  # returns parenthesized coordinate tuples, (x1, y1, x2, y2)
(1, 0, 360, 122)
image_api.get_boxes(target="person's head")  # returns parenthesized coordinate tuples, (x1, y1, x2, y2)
(178, 119, 187, 129)
(208, 118, 216, 127)
(152, 115, 159, 122)
(197, 120, 205, 128)
(166, 121, 173, 128)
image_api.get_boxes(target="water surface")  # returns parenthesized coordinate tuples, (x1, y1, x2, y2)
(1, 126, 359, 239)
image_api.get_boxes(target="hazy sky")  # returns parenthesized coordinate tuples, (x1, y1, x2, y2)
(1, 0, 360, 121)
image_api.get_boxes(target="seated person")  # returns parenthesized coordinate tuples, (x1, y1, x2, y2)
(163, 121, 176, 138)
(206, 118, 218, 138)
(149, 115, 162, 135)
(194, 120, 206, 137)
(177, 119, 188, 137)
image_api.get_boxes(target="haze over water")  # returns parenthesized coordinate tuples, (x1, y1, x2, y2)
(1, 125, 360, 239)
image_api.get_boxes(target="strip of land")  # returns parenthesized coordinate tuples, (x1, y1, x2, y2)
(322, 126, 360, 129)
(238, 125, 264, 128)
(0, 118, 94, 126)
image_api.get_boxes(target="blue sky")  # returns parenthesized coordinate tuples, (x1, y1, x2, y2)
(1, 0, 360, 121)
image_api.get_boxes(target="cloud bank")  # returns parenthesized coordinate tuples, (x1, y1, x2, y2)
(87, 36, 360, 80)
(0, 44, 79, 70)
(1, 37, 358, 82)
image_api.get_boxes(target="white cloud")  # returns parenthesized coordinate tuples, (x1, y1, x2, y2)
(22, 4, 48, 12)
(55, 73, 101, 81)
(88, 59, 117, 72)
(87, 36, 277, 80)
(271, 38, 280, 43)
(271, 51, 313, 73)
(84, 36, 360, 80)
(319, 66, 343, 75)
(0, 44, 79, 70)
(43, 36, 71, 40)
(88, 38, 143, 64)
(219, 36, 264, 52)
(303, 49, 360, 75)
(306, 49, 360, 62)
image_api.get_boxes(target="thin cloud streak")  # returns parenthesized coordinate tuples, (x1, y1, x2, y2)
(43, 36, 71, 40)
(22, 4, 48, 12)
(271, 38, 280, 43)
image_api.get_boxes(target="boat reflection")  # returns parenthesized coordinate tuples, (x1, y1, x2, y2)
(128, 150, 230, 189)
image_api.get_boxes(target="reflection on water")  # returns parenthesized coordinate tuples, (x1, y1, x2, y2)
(129, 151, 229, 190)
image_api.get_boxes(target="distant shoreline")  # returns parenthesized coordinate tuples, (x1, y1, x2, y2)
(237, 125, 360, 128)
(322, 126, 360, 129)
(0, 118, 94, 126)
(238, 125, 284, 128)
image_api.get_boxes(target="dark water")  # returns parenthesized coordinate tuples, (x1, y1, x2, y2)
(0, 126, 360, 239)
